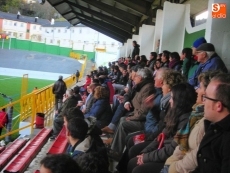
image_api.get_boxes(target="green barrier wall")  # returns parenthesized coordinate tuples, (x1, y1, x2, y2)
(2, 38, 95, 61)
(183, 29, 206, 48)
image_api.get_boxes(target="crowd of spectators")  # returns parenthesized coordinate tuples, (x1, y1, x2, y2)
(38, 37, 230, 173)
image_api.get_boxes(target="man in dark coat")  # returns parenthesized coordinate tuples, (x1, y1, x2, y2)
(131, 41, 140, 59)
(76, 70, 80, 83)
(196, 73, 230, 173)
(52, 75, 67, 111)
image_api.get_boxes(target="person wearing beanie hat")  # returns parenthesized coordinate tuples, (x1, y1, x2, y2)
(188, 43, 228, 89)
(192, 37, 207, 58)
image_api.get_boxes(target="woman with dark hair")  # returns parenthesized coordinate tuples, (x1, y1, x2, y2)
(181, 48, 193, 79)
(127, 83, 197, 173)
(169, 52, 182, 71)
(147, 52, 157, 69)
(161, 50, 170, 67)
(157, 53, 162, 60)
(84, 86, 112, 128)
(139, 55, 148, 67)
(161, 70, 223, 173)
(111, 66, 121, 83)
(153, 59, 162, 76)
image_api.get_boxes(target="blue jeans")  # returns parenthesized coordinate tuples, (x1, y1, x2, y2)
(108, 102, 126, 131)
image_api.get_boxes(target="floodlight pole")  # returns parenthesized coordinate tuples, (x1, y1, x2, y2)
(9, 37, 11, 50)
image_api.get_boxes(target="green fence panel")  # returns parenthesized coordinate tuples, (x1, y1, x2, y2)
(183, 29, 206, 48)
(59, 47, 72, 56)
(45, 44, 60, 55)
(30, 42, 45, 52)
(15, 39, 31, 50)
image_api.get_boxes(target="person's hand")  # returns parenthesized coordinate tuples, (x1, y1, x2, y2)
(126, 116, 132, 121)
(144, 94, 154, 108)
(77, 101, 84, 107)
(82, 109, 86, 114)
(124, 103, 132, 111)
(124, 87, 129, 93)
(137, 154, 144, 165)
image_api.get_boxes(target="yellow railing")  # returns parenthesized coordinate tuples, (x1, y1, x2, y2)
(0, 73, 81, 140)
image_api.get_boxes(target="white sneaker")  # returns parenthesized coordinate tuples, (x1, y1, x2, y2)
(0, 140, 6, 146)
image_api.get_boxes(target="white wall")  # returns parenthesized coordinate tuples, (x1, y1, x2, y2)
(139, 24, 155, 58)
(153, 10, 163, 52)
(126, 39, 133, 57)
(205, 0, 230, 69)
(160, 2, 186, 53)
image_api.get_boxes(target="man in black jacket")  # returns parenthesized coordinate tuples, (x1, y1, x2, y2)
(131, 41, 140, 59)
(196, 73, 230, 173)
(52, 75, 67, 111)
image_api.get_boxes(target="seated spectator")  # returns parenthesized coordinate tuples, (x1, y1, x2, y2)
(195, 73, 230, 173)
(63, 108, 109, 167)
(81, 83, 100, 114)
(147, 52, 157, 69)
(66, 117, 89, 159)
(72, 86, 82, 102)
(84, 86, 113, 128)
(111, 66, 122, 83)
(75, 152, 109, 173)
(127, 83, 197, 173)
(109, 68, 156, 159)
(161, 50, 170, 67)
(162, 70, 223, 173)
(153, 59, 162, 76)
(40, 154, 81, 173)
(180, 48, 192, 80)
(112, 64, 129, 92)
(139, 55, 148, 67)
(188, 43, 228, 89)
(101, 65, 142, 135)
(50, 89, 78, 140)
(83, 75, 91, 89)
(169, 52, 182, 71)
(116, 69, 185, 173)
(187, 37, 206, 80)
(0, 108, 7, 136)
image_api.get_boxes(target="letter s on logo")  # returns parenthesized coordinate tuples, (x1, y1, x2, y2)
(212, 3, 220, 12)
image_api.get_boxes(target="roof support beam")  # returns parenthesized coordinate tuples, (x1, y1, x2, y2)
(114, 0, 150, 15)
(66, 1, 133, 34)
(71, 11, 132, 39)
(80, 20, 125, 43)
(82, 0, 140, 26)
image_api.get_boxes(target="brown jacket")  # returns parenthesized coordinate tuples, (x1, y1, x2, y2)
(129, 79, 155, 121)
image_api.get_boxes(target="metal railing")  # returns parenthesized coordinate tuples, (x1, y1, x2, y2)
(0, 58, 87, 140)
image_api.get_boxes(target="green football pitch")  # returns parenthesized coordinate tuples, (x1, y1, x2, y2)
(0, 75, 55, 140)
(0, 75, 55, 107)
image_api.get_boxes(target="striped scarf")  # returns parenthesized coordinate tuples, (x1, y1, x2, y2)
(174, 104, 204, 152)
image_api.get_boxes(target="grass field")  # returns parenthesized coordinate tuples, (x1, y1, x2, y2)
(0, 75, 55, 140)
(0, 75, 55, 106)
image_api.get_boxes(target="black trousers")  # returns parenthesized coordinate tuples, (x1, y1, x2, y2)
(128, 157, 164, 173)
(116, 133, 152, 173)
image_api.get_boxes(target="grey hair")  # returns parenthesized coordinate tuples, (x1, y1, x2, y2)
(136, 67, 153, 79)
(155, 67, 171, 79)
(205, 51, 215, 59)
(66, 89, 73, 97)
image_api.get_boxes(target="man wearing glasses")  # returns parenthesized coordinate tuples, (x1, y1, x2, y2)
(196, 73, 230, 173)
(188, 43, 228, 89)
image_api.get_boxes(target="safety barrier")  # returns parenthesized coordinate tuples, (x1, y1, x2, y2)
(0, 57, 87, 140)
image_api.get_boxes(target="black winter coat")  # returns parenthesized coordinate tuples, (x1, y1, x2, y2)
(141, 112, 191, 163)
(195, 115, 230, 173)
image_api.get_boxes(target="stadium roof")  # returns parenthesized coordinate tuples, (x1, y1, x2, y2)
(46, 0, 208, 43)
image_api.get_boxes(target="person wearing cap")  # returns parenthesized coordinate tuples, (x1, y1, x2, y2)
(188, 43, 228, 89)
(52, 75, 67, 111)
